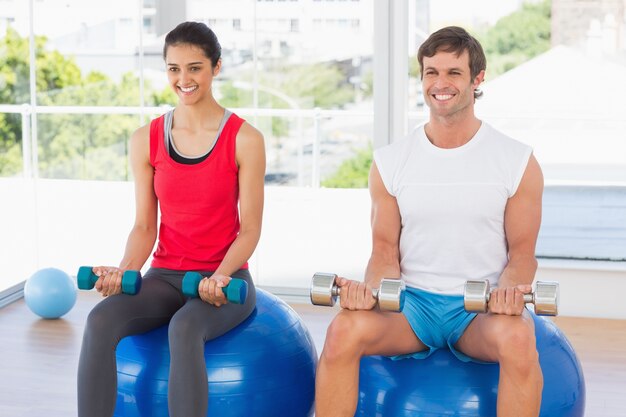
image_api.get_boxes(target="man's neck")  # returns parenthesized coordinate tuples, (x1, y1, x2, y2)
(424, 115, 482, 149)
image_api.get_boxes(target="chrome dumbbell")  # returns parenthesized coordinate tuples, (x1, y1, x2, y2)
(464, 279, 559, 316)
(310, 272, 405, 312)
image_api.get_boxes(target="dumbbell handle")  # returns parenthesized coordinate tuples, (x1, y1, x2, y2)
(331, 285, 381, 299)
(182, 272, 248, 304)
(76, 266, 142, 295)
(311, 273, 405, 311)
(464, 280, 559, 316)
(485, 291, 535, 304)
(330, 282, 402, 312)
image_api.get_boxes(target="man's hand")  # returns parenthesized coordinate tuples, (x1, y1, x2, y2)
(335, 277, 377, 311)
(488, 284, 532, 316)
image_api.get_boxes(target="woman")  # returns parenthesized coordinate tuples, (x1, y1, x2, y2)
(77, 21, 265, 417)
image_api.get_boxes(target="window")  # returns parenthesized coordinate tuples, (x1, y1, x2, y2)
(0, 0, 376, 293)
(4, 0, 622, 297)
(408, 0, 626, 184)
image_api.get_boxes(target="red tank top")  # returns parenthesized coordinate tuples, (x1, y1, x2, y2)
(149, 112, 248, 271)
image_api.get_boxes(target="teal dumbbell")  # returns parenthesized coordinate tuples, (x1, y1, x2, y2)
(182, 272, 248, 304)
(77, 266, 142, 295)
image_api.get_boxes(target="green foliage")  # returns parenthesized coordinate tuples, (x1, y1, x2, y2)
(361, 70, 373, 98)
(280, 63, 354, 109)
(218, 62, 355, 137)
(2, 5, 552, 186)
(218, 80, 289, 137)
(148, 83, 177, 107)
(328, 0, 552, 189)
(477, 0, 551, 78)
(321, 144, 372, 189)
(0, 28, 33, 104)
(0, 29, 170, 179)
(0, 113, 22, 175)
(0, 26, 360, 180)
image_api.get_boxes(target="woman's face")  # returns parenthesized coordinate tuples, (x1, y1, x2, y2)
(165, 43, 221, 105)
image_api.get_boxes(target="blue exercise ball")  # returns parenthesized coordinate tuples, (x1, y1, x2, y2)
(114, 288, 317, 417)
(24, 267, 77, 319)
(356, 312, 585, 417)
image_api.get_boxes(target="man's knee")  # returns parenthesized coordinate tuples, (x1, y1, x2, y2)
(494, 318, 539, 368)
(322, 312, 370, 362)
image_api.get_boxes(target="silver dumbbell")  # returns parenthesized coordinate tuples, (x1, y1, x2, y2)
(310, 272, 405, 312)
(464, 279, 559, 316)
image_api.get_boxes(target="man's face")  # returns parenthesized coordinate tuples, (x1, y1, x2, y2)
(421, 49, 484, 119)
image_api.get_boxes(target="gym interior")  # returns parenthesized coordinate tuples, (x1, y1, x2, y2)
(1, 1, 625, 416)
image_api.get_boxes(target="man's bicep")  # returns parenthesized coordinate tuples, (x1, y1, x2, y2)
(504, 154, 544, 257)
(369, 162, 401, 250)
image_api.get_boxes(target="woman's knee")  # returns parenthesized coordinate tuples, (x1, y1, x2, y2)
(85, 302, 116, 334)
(82, 304, 125, 351)
(168, 309, 201, 342)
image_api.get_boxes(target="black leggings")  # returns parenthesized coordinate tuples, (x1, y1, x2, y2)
(77, 268, 256, 417)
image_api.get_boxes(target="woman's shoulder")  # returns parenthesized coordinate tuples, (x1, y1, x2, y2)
(235, 119, 264, 144)
(131, 122, 151, 144)
(133, 111, 171, 140)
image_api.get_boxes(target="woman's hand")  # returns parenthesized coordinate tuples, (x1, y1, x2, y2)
(92, 266, 125, 297)
(198, 274, 232, 307)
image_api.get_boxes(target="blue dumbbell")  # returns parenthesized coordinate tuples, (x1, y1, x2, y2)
(182, 272, 248, 304)
(77, 266, 142, 295)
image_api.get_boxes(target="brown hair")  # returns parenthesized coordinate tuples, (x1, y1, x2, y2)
(163, 21, 221, 67)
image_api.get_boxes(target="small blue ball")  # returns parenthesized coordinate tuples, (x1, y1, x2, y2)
(24, 267, 77, 319)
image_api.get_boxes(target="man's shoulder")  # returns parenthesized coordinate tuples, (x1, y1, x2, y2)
(376, 125, 424, 156)
(482, 122, 532, 153)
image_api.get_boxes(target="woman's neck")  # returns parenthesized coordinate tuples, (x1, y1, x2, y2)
(174, 98, 224, 130)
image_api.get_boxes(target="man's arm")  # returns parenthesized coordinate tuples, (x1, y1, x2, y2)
(490, 154, 544, 315)
(364, 161, 402, 286)
(336, 161, 402, 310)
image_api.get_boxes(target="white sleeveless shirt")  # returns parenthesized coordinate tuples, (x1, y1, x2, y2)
(373, 122, 532, 295)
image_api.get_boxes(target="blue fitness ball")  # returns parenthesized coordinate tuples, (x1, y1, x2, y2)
(114, 288, 317, 417)
(356, 312, 585, 417)
(24, 267, 77, 319)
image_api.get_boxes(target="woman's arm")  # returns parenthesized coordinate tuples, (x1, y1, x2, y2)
(96, 124, 158, 296)
(199, 121, 265, 305)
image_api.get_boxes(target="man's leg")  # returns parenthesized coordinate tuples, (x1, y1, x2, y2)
(454, 310, 542, 417)
(315, 309, 426, 417)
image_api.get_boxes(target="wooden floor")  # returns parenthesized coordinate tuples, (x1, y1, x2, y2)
(1, 291, 625, 417)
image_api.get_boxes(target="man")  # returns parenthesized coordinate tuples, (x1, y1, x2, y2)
(315, 26, 544, 417)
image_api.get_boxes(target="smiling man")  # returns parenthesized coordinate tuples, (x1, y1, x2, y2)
(315, 26, 544, 417)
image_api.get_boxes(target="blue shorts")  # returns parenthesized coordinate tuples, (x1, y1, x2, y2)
(391, 286, 479, 363)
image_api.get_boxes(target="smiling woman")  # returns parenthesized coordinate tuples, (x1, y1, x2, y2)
(165, 23, 222, 109)
(76, 21, 267, 417)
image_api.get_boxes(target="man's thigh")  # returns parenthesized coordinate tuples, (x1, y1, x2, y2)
(453, 309, 535, 362)
(336, 309, 428, 357)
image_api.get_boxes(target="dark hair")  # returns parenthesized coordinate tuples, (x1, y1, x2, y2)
(417, 26, 486, 99)
(163, 21, 221, 67)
